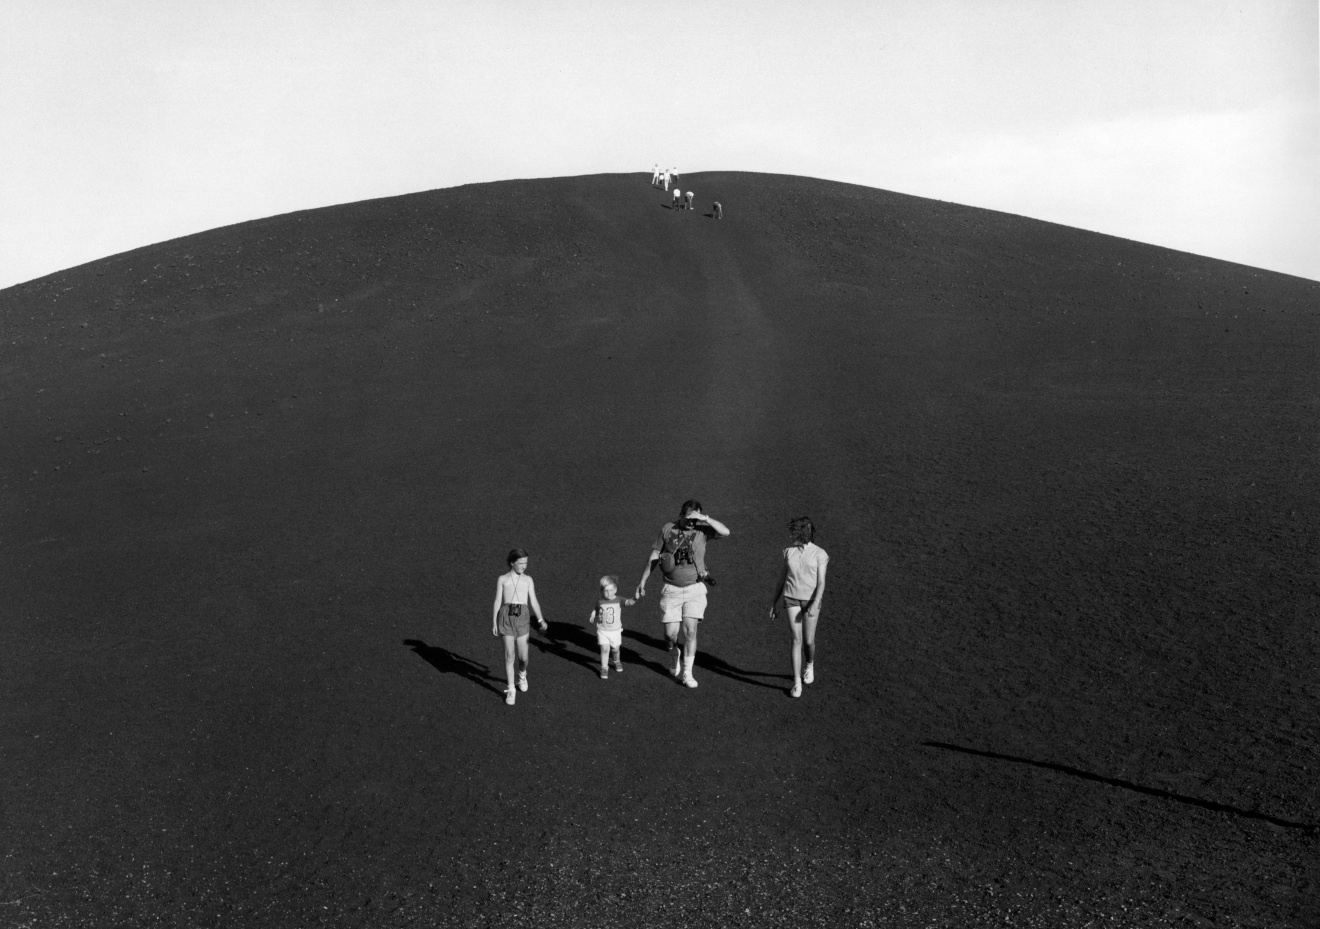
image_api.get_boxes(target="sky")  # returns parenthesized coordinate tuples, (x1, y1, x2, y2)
(2, 0, 1317, 289)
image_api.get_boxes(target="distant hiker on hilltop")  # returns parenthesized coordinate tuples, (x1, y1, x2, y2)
(652, 164, 661, 186)
(768, 517, 829, 699)
(672, 168, 680, 187)
(662, 170, 671, 191)
(634, 500, 730, 689)
(492, 549, 548, 706)
(713, 201, 723, 219)
(684, 190, 695, 211)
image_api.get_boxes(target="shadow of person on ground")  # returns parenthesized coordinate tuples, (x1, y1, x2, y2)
(529, 621, 600, 674)
(623, 629, 788, 688)
(922, 741, 1318, 833)
(403, 639, 503, 696)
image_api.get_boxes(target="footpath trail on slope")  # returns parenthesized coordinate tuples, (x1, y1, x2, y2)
(3, 172, 1317, 928)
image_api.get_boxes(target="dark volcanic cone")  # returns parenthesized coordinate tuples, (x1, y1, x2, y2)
(3, 173, 1318, 927)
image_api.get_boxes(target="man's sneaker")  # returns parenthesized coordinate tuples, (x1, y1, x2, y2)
(682, 673, 699, 689)
(599, 667, 609, 680)
(505, 688, 516, 706)
(803, 664, 815, 685)
(790, 682, 802, 698)
(671, 648, 683, 678)
(517, 671, 528, 692)
(612, 659, 624, 672)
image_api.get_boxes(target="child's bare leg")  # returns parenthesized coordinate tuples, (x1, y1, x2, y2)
(502, 635, 517, 692)
(515, 634, 530, 673)
(610, 646, 622, 670)
(598, 642, 610, 670)
(803, 609, 819, 667)
(786, 604, 804, 685)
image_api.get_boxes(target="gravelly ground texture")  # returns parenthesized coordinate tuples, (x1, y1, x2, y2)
(2, 172, 1318, 928)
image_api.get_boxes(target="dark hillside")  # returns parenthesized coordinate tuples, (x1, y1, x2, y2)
(2, 172, 1318, 927)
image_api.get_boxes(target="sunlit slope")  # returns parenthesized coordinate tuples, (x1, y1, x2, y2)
(4, 170, 1316, 584)
(4, 170, 1318, 638)
(3, 171, 1319, 926)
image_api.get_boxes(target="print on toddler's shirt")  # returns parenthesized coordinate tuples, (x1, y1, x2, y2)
(596, 600, 624, 631)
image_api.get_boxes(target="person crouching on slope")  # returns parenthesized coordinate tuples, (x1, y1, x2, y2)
(634, 500, 730, 688)
(492, 548, 548, 705)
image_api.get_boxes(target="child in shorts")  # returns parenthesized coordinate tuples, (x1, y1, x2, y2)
(588, 575, 634, 679)
(492, 548, 548, 705)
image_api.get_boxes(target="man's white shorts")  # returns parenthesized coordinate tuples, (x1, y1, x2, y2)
(596, 627, 622, 649)
(659, 582, 707, 623)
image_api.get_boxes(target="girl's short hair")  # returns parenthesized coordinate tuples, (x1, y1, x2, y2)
(599, 575, 618, 588)
(507, 548, 529, 565)
(787, 517, 815, 544)
(679, 499, 703, 517)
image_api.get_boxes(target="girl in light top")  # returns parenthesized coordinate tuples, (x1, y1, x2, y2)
(768, 517, 829, 698)
(492, 548, 547, 706)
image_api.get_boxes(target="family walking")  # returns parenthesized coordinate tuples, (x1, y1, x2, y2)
(490, 501, 828, 705)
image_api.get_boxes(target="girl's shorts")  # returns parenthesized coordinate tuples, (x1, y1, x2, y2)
(596, 627, 622, 649)
(497, 603, 531, 637)
(782, 596, 814, 612)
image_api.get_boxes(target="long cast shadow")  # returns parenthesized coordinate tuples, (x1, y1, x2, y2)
(529, 621, 601, 673)
(537, 621, 670, 678)
(923, 741, 1317, 833)
(404, 639, 503, 696)
(623, 629, 790, 689)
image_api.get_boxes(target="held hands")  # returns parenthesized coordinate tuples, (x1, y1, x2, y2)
(634, 585, 647, 600)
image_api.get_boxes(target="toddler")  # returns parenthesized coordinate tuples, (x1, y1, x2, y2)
(588, 575, 634, 679)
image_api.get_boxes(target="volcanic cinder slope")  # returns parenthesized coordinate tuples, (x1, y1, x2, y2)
(2, 173, 1318, 928)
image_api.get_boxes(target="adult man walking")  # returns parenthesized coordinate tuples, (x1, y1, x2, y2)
(634, 500, 730, 688)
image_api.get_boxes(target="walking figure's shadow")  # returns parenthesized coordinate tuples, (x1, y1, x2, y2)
(623, 630, 789, 688)
(403, 639, 503, 695)
(529, 621, 600, 672)
(531, 622, 669, 678)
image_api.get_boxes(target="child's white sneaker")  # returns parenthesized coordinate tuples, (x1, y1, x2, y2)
(505, 688, 516, 706)
(803, 664, 815, 685)
(682, 672, 699, 689)
(517, 671, 528, 692)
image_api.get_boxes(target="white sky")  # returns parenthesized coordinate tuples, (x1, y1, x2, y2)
(2, 0, 1316, 288)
